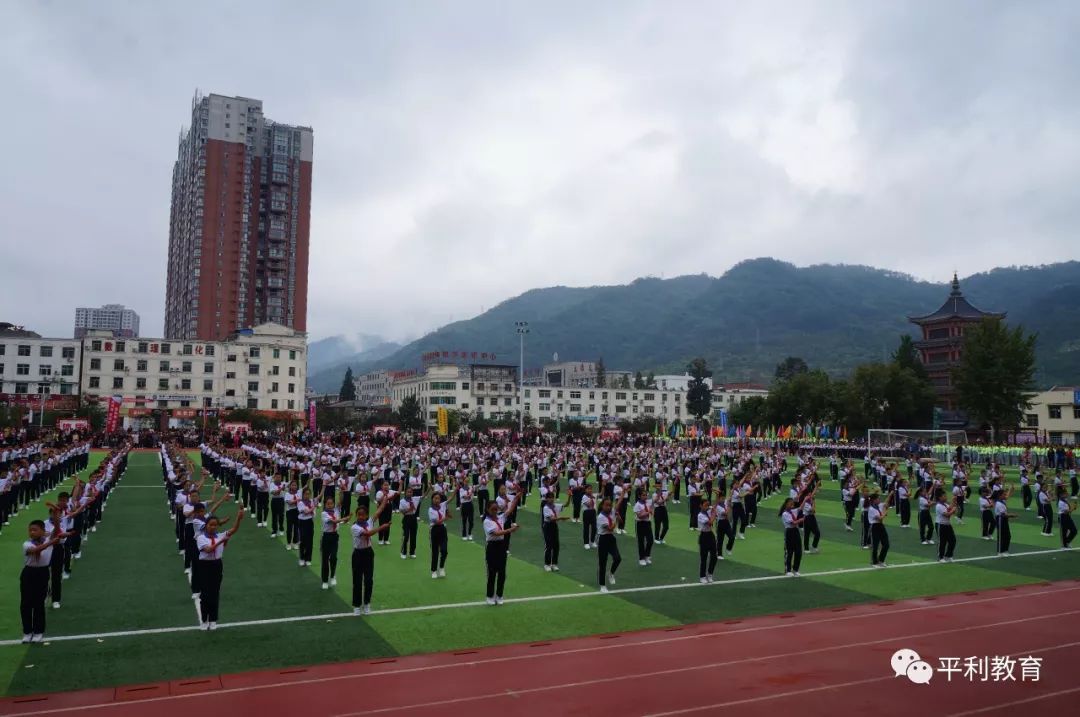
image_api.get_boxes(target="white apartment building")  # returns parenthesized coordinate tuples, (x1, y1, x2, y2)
(1019, 386, 1080, 445)
(0, 330, 82, 404)
(391, 363, 519, 427)
(74, 303, 141, 338)
(652, 373, 714, 391)
(80, 323, 307, 421)
(355, 369, 392, 408)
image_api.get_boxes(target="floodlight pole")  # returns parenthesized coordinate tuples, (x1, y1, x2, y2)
(515, 322, 529, 435)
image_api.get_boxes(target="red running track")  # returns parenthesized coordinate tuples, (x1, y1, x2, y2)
(4, 579, 1080, 717)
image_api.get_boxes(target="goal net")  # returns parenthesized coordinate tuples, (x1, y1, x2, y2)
(866, 429, 967, 461)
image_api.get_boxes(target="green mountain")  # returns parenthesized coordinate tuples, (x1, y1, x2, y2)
(309, 259, 1080, 392)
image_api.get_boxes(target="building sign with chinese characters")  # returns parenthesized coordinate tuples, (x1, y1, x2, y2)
(421, 350, 499, 366)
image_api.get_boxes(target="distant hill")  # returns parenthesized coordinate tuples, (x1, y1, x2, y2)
(308, 259, 1080, 392)
(307, 334, 401, 377)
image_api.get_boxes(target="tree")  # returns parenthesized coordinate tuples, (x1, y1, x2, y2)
(893, 335, 928, 381)
(395, 395, 424, 432)
(618, 374, 632, 389)
(595, 357, 607, 388)
(728, 395, 767, 428)
(338, 367, 356, 402)
(843, 363, 935, 431)
(763, 369, 837, 426)
(953, 319, 1038, 439)
(685, 357, 713, 423)
(774, 356, 809, 382)
(646, 371, 656, 388)
(634, 371, 645, 389)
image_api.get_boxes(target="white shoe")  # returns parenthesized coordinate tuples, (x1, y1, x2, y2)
(717, 554, 725, 560)
(591, 543, 597, 548)
(584, 544, 591, 550)
(31, 633, 43, 643)
(52, 602, 60, 609)
(20, 634, 31, 644)
(845, 526, 853, 532)
(607, 574, 616, 585)
(938, 558, 947, 563)
(270, 532, 277, 538)
(400, 553, 407, 560)
(62, 572, 71, 580)
(410, 555, 417, 559)
(330, 577, 337, 587)
(793, 571, 801, 577)
(184, 568, 192, 576)
(639, 560, 647, 566)
(495, 597, 504, 605)
(486, 597, 496, 605)
(364, 605, 372, 614)
(299, 560, 305, 567)
(946, 558, 955, 563)
(737, 534, 745, 540)
(179, 550, 185, 556)
(74, 552, 82, 559)
(600, 586, 610, 593)
(646, 557, 652, 565)
(353, 607, 363, 616)
(201, 622, 210, 631)
(432, 571, 439, 579)
(209, 622, 217, 631)
(785, 571, 794, 577)
(543, 565, 552, 572)
(321, 582, 329, 590)
(191, 592, 199, 599)
(927, 540, 935, 545)
(306, 561, 312, 566)
(438, 568, 445, 578)
(707, 575, 715, 582)
(699, 577, 708, 584)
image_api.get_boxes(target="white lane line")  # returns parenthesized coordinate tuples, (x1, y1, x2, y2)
(946, 686, 1080, 717)
(12, 612, 1079, 717)
(646, 639, 1080, 717)
(2, 551, 1077, 647)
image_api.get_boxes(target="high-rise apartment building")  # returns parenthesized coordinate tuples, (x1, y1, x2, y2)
(164, 92, 313, 341)
(74, 303, 141, 338)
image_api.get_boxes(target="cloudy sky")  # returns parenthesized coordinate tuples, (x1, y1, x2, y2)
(2, 1, 1078, 343)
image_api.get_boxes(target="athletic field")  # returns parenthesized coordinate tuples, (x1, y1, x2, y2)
(2, 449, 1078, 697)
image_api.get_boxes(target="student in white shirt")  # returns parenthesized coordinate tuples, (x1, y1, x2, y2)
(350, 496, 392, 615)
(320, 496, 349, 589)
(696, 498, 718, 583)
(428, 492, 453, 578)
(20, 519, 67, 642)
(778, 498, 804, 577)
(398, 487, 420, 559)
(483, 496, 520, 605)
(284, 480, 300, 550)
(1037, 482, 1053, 536)
(868, 492, 892, 567)
(541, 492, 568, 571)
(196, 509, 244, 630)
(1057, 488, 1077, 549)
(993, 487, 1015, 556)
(916, 486, 935, 545)
(596, 496, 625, 593)
(934, 489, 958, 562)
(457, 479, 475, 540)
(296, 488, 316, 566)
(581, 484, 598, 549)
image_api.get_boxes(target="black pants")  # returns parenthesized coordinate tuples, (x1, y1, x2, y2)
(352, 548, 374, 607)
(636, 520, 654, 560)
(981, 509, 995, 537)
(460, 503, 474, 537)
(938, 524, 956, 559)
(20, 566, 49, 635)
(899, 499, 911, 526)
(1061, 515, 1077, 548)
(340, 491, 352, 518)
(320, 532, 339, 582)
(997, 516, 1012, 552)
(49, 543, 65, 604)
(430, 523, 448, 571)
(732, 503, 748, 535)
(270, 497, 285, 534)
(653, 506, 669, 541)
(198, 559, 223, 623)
(184, 523, 196, 570)
(1021, 485, 1033, 509)
(597, 533, 621, 586)
(844, 499, 857, 527)
(689, 495, 701, 528)
(485, 541, 507, 598)
(919, 509, 934, 542)
(582, 509, 597, 545)
(871, 523, 889, 565)
(699, 531, 717, 578)
(716, 518, 734, 555)
(571, 490, 582, 520)
(543, 522, 560, 566)
(378, 509, 392, 544)
(400, 515, 418, 557)
(802, 514, 820, 549)
(256, 491, 269, 524)
(285, 509, 299, 545)
(477, 489, 490, 517)
(784, 527, 802, 573)
(955, 497, 965, 521)
(298, 520, 315, 562)
(1040, 503, 1053, 534)
(861, 511, 871, 547)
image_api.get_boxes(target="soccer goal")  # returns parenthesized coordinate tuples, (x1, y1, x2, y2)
(866, 429, 967, 461)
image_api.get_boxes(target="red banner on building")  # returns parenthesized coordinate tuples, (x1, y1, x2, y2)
(105, 396, 122, 433)
(172, 409, 197, 419)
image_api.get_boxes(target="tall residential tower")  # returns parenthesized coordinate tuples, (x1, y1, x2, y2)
(164, 92, 312, 341)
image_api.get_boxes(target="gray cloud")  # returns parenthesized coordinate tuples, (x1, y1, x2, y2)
(1, 0, 1077, 342)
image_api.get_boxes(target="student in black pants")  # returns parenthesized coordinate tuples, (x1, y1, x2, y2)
(896, 479, 911, 527)
(801, 491, 820, 553)
(269, 477, 286, 538)
(581, 486, 598, 549)
(633, 490, 654, 566)
(745, 478, 759, 528)
(860, 488, 872, 549)
(195, 510, 244, 630)
(596, 496, 624, 592)
(20, 520, 65, 643)
(320, 496, 348, 589)
(458, 481, 475, 539)
(541, 492, 567, 571)
(687, 479, 702, 530)
(779, 498, 804, 576)
(351, 498, 391, 615)
(934, 489, 958, 562)
(482, 499, 519, 605)
(296, 488, 316, 566)
(714, 491, 735, 558)
(994, 488, 1015, 556)
(696, 498, 718, 583)
(652, 486, 669, 544)
(428, 492, 452, 578)
(1058, 489, 1077, 549)
(917, 487, 935, 545)
(398, 488, 419, 559)
(1037, 483, 1053, 536)
(868, 492, 892, 567)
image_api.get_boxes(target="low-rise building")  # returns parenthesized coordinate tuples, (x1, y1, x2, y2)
(0, 325, 81, 409)
(1019, 386, 1080, 445)
(391, 363, 519, 427)
(355, 369, 392, 408)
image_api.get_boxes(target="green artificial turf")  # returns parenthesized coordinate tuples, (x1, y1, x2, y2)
(1, 452, 1077, 696)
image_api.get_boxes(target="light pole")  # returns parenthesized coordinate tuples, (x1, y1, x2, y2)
(515, 321, 529, 434)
